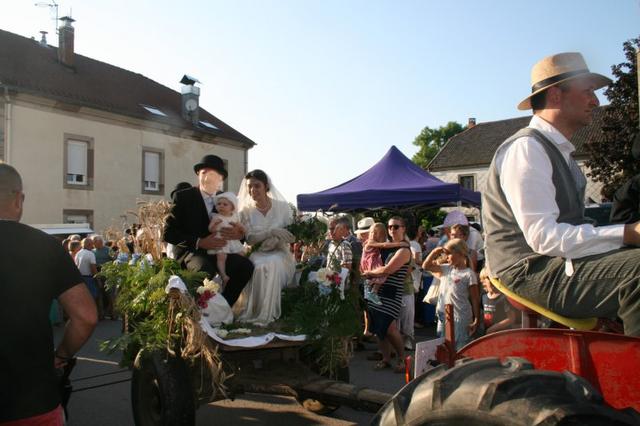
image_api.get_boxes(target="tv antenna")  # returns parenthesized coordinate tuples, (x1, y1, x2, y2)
(35, 0, 59, 34)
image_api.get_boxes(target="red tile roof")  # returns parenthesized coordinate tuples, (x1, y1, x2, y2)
(0, 29, 255, 147)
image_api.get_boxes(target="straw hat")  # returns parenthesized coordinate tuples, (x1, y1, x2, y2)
(517, 52, 612, 111)
(354, 217, 374, 234)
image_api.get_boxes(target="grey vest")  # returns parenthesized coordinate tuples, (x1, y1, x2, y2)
(482, 128, 590, 277)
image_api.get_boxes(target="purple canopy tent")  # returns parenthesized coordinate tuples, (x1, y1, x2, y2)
(296, 145, 481, 212)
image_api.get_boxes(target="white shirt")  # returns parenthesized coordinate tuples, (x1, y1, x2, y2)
(409, 240, 422, 291)
(200, 189, 216, 220)
(467, 227, 484, 261)
(75, 248, 96, 276)
(495, 115, 624, 261)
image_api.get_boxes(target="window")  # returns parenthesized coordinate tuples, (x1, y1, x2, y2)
(63, 209, 94, 228)
(458, 175, 475, 191)
(141, 104, 167, 117)
(199, 120, 218, 130)
(144, 152, 160, 191)
(64, 134, 94, 190)
(142, 148, 165, 195)
(67, 140, 87, 185)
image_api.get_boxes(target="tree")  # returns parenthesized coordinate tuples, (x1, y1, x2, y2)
(411, 121, 466, 169)
(585, 36, 639, 199)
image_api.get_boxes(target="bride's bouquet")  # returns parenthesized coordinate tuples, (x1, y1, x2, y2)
(196, 278, 233, 326)
(196, 278, 221, 309)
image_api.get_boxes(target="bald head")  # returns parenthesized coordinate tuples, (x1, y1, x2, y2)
(0, 163, 24, 221)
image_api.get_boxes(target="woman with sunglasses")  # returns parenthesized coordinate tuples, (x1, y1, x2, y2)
(362, 216, 411, 373)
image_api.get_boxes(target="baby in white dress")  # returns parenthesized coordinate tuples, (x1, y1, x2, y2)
(207, 192, 245, 284)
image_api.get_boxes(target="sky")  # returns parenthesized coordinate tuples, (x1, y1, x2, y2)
(1, 0, 639, 202)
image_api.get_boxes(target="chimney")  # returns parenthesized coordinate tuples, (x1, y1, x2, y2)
(58, 16, 75, 68)
(180, 75, 201, 125)
(39, 31, 48, 47)
(468, 117, 476, 128)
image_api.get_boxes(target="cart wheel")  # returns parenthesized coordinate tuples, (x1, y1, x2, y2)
(371, 357, 640, 426)
(131, 350, 195, 426)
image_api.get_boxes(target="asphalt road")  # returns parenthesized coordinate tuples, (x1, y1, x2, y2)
(54, 320, 436, 425)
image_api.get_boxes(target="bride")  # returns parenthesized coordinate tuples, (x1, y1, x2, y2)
(234, 169, 296, 325)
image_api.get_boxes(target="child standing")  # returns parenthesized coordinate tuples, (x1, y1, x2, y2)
(423, 238, 480, 350)
(207, 192, 245, 284)
(360, 223, 388, 305)
(479, 267, 519, 334)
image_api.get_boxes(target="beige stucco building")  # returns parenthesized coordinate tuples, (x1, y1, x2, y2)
(0, 21, 255, 233)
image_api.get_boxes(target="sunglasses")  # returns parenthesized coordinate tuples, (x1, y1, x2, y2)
(387, 224, 404, 230)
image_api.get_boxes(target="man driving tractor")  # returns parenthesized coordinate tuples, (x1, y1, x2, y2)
(483, 52, 640, 336)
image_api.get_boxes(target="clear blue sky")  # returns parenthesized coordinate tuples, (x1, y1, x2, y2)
(2, 0, 639, 202)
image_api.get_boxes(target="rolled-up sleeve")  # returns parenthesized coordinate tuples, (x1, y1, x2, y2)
(499, 137, 624, 259)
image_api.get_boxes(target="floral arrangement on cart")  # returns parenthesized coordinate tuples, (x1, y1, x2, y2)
(99, 201, 361, 395)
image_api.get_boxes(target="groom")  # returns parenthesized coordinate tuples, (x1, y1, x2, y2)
(164, 155, 254, 306)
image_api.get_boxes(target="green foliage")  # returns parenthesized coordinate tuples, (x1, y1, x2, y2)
(420, 209, 447, 232)
(99, 258, 207, 366)
(281, 273, 361, 379)
(287, 214, 327, 244)
(412, 121, 466, 169)
(585, 36, 640, 199)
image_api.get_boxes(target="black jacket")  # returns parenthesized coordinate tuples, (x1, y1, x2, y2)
(164, 187, 213, 260)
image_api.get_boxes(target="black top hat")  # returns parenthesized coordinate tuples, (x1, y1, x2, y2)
(170, 181, 192, 199)
(193, 154, 228, 178)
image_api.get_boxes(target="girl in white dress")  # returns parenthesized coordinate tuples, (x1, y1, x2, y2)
(207, 192, 245, 284)
(235, 170, 296, 326)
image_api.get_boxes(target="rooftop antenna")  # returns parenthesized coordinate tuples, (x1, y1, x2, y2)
(34, 0, 59, 34)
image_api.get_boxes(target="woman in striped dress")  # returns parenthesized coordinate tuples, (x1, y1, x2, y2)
(362, 216, 411, 372)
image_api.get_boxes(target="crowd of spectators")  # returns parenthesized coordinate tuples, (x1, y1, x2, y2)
(51, 210, 517, 366)
(54, 230, 140, 324)
(309, 210, 519, 372)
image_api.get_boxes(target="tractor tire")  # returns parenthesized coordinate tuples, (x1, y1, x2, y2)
(371, 357, 640, 426)
(131, 350, 195, 426)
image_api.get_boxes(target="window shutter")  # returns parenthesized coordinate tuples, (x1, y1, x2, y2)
(144, 151, 160, 187)
(68, 140, 87, 175)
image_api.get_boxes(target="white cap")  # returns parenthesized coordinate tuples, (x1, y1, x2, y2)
(214, 192, 238, 210)
(443, 210, 468, 227)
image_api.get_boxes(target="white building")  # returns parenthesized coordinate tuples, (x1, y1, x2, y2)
(0, 20, 255, 233)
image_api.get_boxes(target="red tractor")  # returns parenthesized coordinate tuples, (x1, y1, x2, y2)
(372, 279, 640, 425)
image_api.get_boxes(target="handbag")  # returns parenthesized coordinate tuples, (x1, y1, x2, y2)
(423, 277, 440, 305)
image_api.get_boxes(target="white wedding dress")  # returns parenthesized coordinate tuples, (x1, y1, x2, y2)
(234, 197, 296, 326)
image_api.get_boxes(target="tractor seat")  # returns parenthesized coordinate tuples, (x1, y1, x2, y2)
(489, 278, 598, 331)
